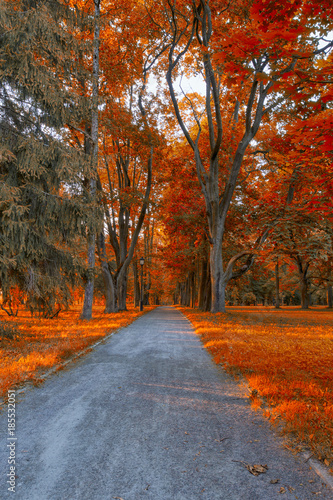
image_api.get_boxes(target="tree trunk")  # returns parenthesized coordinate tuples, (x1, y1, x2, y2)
(327, 259, 332, 308)
(275, 260, 280, 309)
(144, 269, 150, 305)
(185, 281, 188, 306)
(185, 274, 191, 307)
(174, 283, 179, 305)
(117, 271, 128, 311)
(198, 257, 212, 312)
(327, 284, 333, 308)
(80, 249, 95, 320)
(191, 271, 196, 308)
(80, 0, 100, 320)
(198, 257, 208, 310)
(181, 282, 186, 305)
(296, 259, 310, 310)
(204, 262, 212, 312)
(102, 267, 117, 313)
(210, 242, 226, 313)
(300, 276, 309, 309)
(97, 232, 118, 313)
(133, 260, 140, 307)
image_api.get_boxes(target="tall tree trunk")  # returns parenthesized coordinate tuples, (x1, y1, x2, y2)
(299, 266, 310, 310)
(117, 270, 128, 311)
(97, 232, 118, 313)
(327, 258, 332, 308)
(210, 239, 226, 313)
(80, 0, 100, 320)
(198, 256, 212, 312)
(300, 276, 309, 309)
(191, 271, 196, 308)
(188, 273, 193, 306)
(275, 259, 280, 309)
(144, 268, 150, 305)
(297, 260, 310, 310)
(198, 257, 208, 311)
(181, 282, 186, 305)
(185, 274, 190, 307)
(143, 214, 153, 306)
(173, 283, 179, 305)
(204, 262, 212, 312)
(327, 284, 333, 308)
(133, 259, 140, 307)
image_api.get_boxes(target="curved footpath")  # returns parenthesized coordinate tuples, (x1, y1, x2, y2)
(0, 306, 332, 499)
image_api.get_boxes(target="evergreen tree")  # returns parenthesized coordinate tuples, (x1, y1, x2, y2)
(0, 0, 93, 316)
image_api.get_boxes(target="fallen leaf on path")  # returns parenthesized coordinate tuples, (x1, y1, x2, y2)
(248, 464, 268, 476)
(232, 460, 268, 476)
(279, 487, 286, 494)
(270, 479, 279, 484)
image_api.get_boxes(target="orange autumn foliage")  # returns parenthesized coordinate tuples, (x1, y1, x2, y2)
(180, 306, 333, 465)
(0, 306, 155, 401)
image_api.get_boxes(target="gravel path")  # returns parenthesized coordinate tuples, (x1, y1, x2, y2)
(0, 306, 332, 499)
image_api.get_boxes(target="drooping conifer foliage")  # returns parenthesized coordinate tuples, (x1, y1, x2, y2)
(0, 0, 92, 316)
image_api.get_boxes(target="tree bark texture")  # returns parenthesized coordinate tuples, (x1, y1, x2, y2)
(133, 260, 140, 307)
(275, 260, 280, 309)
(327, 284, 333, 308)
(97, 232, 118, 313)
(80, 0, 100, 320)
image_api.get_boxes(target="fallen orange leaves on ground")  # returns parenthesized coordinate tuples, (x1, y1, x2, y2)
(180, 306, 333, 466)
(0, 305, 155, 400)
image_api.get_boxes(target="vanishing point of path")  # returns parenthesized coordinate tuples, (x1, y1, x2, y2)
(1, 307, 332, 500)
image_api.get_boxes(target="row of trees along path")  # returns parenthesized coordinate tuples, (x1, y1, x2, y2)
(0, 0, 332, 317)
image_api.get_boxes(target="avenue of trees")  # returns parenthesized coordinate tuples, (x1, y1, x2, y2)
(0, 0, 332, 317)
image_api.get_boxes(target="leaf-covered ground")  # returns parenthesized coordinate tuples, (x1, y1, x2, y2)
(0, 305, 155, 400)
(180, 306, 333, 468)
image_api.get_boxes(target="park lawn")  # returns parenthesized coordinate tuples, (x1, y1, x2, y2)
(180, 306, 333, 468)
(0, 305, 155, 401)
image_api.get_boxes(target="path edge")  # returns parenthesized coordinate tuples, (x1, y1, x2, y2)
(177, 306, 333, 492)
(0, 307, 157, 410)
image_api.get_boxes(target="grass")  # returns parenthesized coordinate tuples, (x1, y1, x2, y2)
(179, 305, 333, 469)
(0, 304, 155, 401)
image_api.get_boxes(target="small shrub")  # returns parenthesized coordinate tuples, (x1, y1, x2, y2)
(0, 321, 20, 340)
(242, 292, 257, 306)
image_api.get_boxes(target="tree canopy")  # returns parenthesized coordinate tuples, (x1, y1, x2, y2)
(0, 0, 332, 316)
